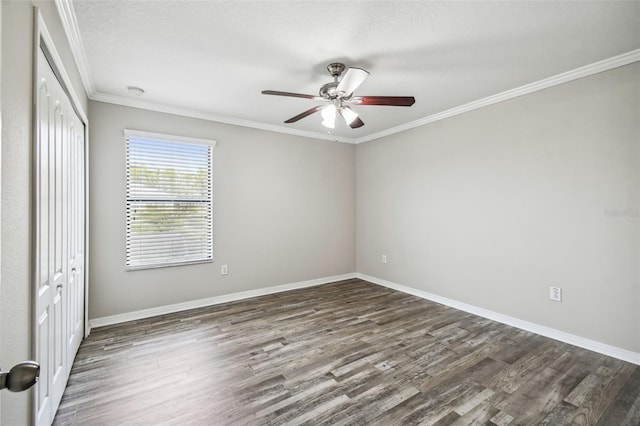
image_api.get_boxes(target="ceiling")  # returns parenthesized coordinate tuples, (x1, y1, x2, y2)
(66, 1, 640, 143)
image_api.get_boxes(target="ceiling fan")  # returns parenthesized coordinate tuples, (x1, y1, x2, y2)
(262, 63, 415, 129)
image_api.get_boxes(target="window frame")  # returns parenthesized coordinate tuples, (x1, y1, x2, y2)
(124, 129, 216, 271)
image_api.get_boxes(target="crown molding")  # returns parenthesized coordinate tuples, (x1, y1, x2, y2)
(54, 0, 95, 96)
(54, 0, 639, 145)
(87, 49, 640, 145)
(90, 92, 358, 144)
(354, 48, 640, 144)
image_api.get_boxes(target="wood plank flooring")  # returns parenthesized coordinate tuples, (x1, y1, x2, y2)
(53, 279, 640, 425)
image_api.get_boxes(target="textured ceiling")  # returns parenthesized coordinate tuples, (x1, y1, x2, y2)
(70, 1, 640, 142)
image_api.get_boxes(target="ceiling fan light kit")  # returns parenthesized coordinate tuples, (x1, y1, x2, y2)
(321, 104, 337, 129)
(339, 106, 359, 126)
(262, 62, 415, 130)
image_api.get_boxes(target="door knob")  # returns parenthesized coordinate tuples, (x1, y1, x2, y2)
(0, 361, 40, 392)
(57, 284, 63, 290)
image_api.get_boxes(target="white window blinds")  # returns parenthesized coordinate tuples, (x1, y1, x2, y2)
(125, 130, 215, 270)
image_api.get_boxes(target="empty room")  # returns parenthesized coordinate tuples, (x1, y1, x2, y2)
(1, 0, 639, 425)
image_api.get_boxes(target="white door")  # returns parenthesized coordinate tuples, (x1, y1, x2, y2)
(35, 46, 86, 426)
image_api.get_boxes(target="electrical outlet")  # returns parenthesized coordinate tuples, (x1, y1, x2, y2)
(221, 264, 228, 275)
(549, 286, 562, 302)
(381, 254, 387, 264)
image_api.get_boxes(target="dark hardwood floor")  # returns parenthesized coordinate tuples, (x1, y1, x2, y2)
(53, 279, 640, 425)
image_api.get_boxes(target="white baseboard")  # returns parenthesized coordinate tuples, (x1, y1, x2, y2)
(356, 273, 640, 366)
(89, 272, 357, 329)
(89, 271, 639, 365)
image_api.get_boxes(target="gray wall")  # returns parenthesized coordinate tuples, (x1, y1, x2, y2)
(88, 101, 356, 319)
(1, 4, 637, 423)
(1, 1, 88, 424)
(356, 62, 640, 353)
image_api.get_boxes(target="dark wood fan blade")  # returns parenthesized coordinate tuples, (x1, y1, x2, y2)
(262, 90, 320, 100)
(284, 105, 324, 123)
(349, 116, 365, 129)
(352, 96, 416, 106)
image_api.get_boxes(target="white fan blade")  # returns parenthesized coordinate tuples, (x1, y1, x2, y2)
(336, 68, 369, 97)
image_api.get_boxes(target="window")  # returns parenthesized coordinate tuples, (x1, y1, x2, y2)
(125, 130, 215, 270)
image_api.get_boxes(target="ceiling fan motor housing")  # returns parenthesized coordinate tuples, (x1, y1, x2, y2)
(319, 82, 340, 100)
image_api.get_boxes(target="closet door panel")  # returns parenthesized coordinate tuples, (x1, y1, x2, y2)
(35, 71, 53, 426)
(49, 66, 69, 416)
(35, 46, 86, 425)
(66, 114, 85, 363)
